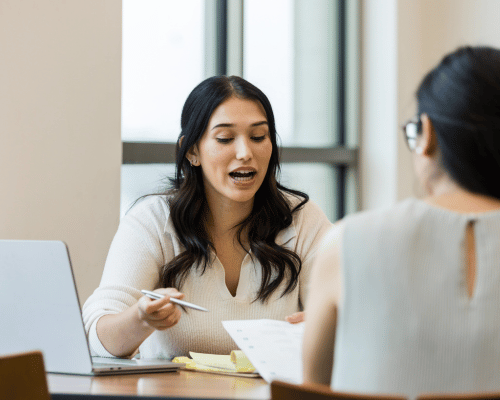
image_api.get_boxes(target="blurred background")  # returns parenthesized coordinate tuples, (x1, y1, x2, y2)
(1, 0, 499, 303)
(121, 0, 359, 223)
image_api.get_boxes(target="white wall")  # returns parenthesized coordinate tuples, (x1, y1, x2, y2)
(360, 0, 500, 210)
(0, 1, 122, 303)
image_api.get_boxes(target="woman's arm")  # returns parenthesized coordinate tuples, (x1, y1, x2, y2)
(294, 199, 334, 312)
(96, 288, 184, 357)
(83, 196, 181, 357)
(285, 199, 333, 324)
(302, 223, 343, 385)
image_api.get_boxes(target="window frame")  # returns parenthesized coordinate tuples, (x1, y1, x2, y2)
(121, 0, 359, 220)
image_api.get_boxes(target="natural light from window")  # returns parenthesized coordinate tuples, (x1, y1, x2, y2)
(122, 0, 204, 142)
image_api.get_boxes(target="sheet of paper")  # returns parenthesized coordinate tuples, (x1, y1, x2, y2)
(222, 319, 304, 383)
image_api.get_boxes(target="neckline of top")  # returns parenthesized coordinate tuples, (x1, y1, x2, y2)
(411, 197, 500, 219)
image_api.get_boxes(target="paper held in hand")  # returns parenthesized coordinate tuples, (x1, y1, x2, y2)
(222, 319, 304, 383)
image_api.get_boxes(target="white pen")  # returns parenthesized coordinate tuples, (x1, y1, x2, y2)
(141, 289, 209, 312)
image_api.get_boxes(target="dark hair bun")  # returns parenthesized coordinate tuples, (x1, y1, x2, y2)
(417, 46, 500, 199)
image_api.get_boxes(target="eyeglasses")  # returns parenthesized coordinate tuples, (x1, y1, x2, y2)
(402, 115, 421, 151)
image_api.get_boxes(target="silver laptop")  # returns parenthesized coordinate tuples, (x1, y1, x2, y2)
(0, 240, 183, 375)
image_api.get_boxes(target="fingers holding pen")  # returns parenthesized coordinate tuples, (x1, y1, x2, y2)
(139, 302, 180, 330)
(143, 289, 183, 313)
(138, 288, 185, 330)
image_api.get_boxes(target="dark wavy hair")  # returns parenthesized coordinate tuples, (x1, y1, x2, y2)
(416, 46, 500, 199)
(160, 75, 309, 302)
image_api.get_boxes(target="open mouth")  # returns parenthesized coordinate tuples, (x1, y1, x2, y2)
(229, 170, 257, 181)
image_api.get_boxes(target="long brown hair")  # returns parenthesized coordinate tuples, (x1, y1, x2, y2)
(160, 76, 309, 302)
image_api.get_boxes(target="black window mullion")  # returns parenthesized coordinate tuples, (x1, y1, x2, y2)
(336, 0, 347, 219)
(122, 0, 357, 221)
(216, 0, 227, 76)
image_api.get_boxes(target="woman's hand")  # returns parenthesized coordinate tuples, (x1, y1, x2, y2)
(137, 288, 185, 331)
(285, 311, 305, 324)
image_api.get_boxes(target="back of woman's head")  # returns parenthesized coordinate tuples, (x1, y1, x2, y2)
(173, 75, 279, 192)
(417, 46, 500, 199)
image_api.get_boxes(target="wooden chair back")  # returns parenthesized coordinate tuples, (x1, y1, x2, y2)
(417, 393, 500, 400)
(0, 350, 51, 400)
(271, 380, 407, 400)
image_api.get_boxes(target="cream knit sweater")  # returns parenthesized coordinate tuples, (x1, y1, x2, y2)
(82, 194, 331, 359)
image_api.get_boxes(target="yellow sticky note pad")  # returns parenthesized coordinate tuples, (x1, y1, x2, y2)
(172, 356, 196, 369)
(230, 350, 256, 373)
(172, 350, 257, 376)
(190, 352, 237, 371)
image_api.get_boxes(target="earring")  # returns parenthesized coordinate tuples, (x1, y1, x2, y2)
(415, 147, 423, 155)
(190, 159, 197, 166)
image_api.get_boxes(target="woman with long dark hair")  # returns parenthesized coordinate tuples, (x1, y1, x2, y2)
(83, 76, 331, 358)
(303, 46, 500, 397)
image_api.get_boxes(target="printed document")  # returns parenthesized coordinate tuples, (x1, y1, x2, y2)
(222, 319, 304, 383)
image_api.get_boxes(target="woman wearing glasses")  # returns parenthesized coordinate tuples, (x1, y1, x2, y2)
(82, 76, 331, 359)
(303, 46, 500, 397)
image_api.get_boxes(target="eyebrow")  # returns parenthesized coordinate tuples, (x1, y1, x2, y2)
(211, 121, 268, 130)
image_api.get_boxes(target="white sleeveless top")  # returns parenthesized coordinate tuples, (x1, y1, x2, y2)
(333, 198, 500, 399)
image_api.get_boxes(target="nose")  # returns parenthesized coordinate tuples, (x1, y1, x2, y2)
(235, 137, 253, 161)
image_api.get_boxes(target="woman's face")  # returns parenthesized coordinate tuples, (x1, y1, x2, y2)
(189, 96, 273, 209)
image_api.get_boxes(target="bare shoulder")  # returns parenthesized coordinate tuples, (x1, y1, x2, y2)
(311, 220, 343, 304)
(318, 220, 344, 253)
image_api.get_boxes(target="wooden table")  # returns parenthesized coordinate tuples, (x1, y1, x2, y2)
(48, 370, 270, 399)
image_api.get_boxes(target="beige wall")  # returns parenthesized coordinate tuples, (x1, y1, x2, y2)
(2, 0, 499, 301)
(0, 1, 122, 303)
(360, 0, 500, 210)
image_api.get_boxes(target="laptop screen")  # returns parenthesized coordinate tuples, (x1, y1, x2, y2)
(0, 240, 95, 374)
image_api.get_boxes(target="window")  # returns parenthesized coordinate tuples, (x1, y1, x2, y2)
(122, 0, 204, 143)
(122, 0, 359, 220)
(121, 0, 204, 215)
